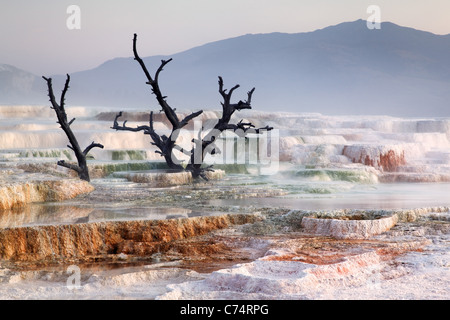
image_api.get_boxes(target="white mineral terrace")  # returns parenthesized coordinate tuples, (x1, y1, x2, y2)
(301, 214, 399, 239)
(0, 106, 449, 299)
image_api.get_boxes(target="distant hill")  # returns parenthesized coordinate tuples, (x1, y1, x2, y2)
(2, 20, 450, 117)
(0, 64, 46, 105)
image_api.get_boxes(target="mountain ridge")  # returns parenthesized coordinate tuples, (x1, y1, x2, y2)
(1, 20, 450, 117)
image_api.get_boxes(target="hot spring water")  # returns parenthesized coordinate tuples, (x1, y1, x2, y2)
(1, 105, 450, 228)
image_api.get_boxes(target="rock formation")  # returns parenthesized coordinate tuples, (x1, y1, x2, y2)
(301, 214, 398, 239)
(0, 178, 94, 211)
(0, 213, 260, 263)
(342, 145, 407, 172)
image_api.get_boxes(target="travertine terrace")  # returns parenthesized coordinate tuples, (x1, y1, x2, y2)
(0, 108, 449, 299)
(301, 214, 398, 239)
(0, 213, 260, 263)
(0, 174, 94, 211)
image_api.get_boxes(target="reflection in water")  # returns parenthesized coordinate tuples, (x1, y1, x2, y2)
(2, 107, 450, 229)
(0, 204, 93, 228)
(2, 171, 450, 228)
(0, 203, 196, 228)
(209, 181, 450, 211)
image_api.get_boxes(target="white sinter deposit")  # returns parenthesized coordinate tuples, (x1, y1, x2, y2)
(1, 106, 450, 182)
(0, 210, 448, 300)
(0, 106, 449, 300)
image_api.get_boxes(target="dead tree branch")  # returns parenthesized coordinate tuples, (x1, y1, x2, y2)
(186, 77, 273, 179)
(111, 34, 204, 170)
(42, 74, 104, 182)
(111, 33, 273, 181)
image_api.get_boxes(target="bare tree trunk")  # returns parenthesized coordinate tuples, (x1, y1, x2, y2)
(111, 111, 187, 171)
(112, 33, 273, 181)
(186, 77, 273, 179)
(111, 34, 203, 171)
(42, 75, 104, 182)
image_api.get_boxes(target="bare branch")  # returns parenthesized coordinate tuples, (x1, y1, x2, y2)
(42, 76, 57, 109)
(60, 74, 71, 109)
(179, 110, 203, 128)
(233, 100, 252, 111)
(111, 111, 167, 158)
(217, 76, 255, 119)
(155, 59, 173, 84)
(83, 141, 104, 156)
(132, 34, 154, 85)
(253, 125, 274, 133)
(111, 34, 274, 181)
(112, 111, 123, 128)
(218, 76, 225, 97)
(133, 33, 179, 128)
(111, 111, 151, 132)
(149, 111, 154, 131)
(247, 87, 255, 104)
(57, 160, 81, 173)
(43, 74, 102, 182)
(228, 84, 240, 98)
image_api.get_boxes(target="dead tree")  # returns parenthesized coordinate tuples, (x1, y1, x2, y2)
(112, 33, 272, 180)
(185, 76, 273, 178)
(43, 74, 104, 182)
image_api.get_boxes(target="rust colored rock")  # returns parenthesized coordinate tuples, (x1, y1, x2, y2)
(0, 213, 260, 263)
(343, 145, 406, 172)
(379, 150, 406, 172)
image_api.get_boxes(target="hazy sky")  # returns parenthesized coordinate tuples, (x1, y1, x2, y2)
(1, 0, 449, 75)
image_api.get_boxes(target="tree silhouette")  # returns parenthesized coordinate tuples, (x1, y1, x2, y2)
(112, 33, 272, 180)
(43, 74, 103, 182)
